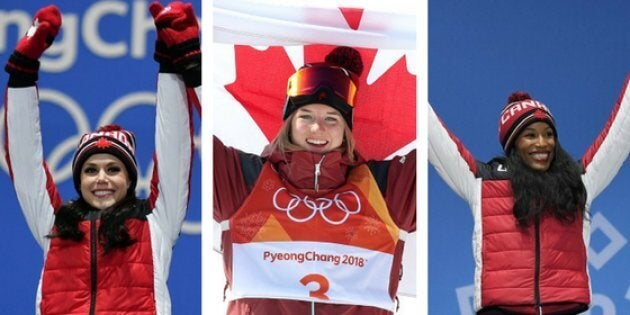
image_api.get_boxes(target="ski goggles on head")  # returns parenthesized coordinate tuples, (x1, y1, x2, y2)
(286, 64, 358, 107)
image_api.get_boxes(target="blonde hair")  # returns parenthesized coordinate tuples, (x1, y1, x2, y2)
(268, 111, 356, 162)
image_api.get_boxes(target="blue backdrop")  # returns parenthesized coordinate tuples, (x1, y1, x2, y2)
(429, 1, 630, 314)
(0, 1, 201, 313)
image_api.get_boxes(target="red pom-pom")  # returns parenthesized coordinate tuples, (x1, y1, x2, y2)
(325, 46, 363, 76)
(97, 124, 124, 132)
(507, 91, 532, 104)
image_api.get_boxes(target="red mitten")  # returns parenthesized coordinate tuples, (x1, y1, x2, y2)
(5, 5, 62, 82)
(149, 1, 200, 72)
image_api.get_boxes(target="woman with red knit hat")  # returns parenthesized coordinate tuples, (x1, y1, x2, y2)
(429, 86, 630, 314)
(4, 2, 200, 314)
(214, 46, 416, 314)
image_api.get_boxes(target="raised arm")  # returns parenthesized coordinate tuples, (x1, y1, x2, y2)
(151, 1, 201, 115)
(581, 75, 630, 204)
(147, 1, 199, 244)
(368, 149, 417, 233)
(428, 103, 480, 206)
(3, 6, 63, 249)
(212, 136, 264, 251)
(364, 148, 416, 297)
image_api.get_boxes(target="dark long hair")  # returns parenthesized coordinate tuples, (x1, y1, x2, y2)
(48, 193, 138, 253)
(507, 143, 587, 228)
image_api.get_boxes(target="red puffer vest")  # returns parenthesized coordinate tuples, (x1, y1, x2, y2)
(479, 179, 589, 314)
(41, 212, 155, 315)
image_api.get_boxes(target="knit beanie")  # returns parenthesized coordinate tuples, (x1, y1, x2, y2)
(71, 124, 138, 196)
(498, 91, 556, 153)
(283, 46, 363, 129)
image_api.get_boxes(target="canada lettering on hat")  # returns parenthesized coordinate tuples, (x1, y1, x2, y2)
(78, 130, 135, 153)
(500, 100, 551, 126)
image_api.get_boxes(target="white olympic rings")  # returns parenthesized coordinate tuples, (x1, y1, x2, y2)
(272, 187, 361, 225)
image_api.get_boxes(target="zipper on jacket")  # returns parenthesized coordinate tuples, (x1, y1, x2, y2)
(311, 301, 315, 315)
(314, 155, 326, 192)
(534, 218, 541, 311)
(89, 210, 98, 315)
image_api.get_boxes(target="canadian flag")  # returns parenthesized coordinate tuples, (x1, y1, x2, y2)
(213, 0, 417, 297)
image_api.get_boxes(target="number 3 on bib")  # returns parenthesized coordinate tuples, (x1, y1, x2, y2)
(300, 274, 330, 300)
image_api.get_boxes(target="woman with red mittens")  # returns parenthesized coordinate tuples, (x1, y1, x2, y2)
(429, 87, 630, 314)
(214, 46, 416, 314)
(4, 2, 200, 315)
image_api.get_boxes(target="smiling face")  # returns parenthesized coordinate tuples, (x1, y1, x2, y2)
(290, 103, 346, 153)
(514, 121, 556, 172)
(80, 153, 130, 210)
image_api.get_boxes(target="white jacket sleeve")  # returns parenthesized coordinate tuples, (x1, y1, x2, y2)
(149, 73, 194, 245)
(193, 86, 201, 107)
(581, 75, 630, 205)
(4, 86, 58, 250)
(428, 103, 480, 207)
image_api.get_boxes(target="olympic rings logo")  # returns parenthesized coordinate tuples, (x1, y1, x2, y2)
(272, 187, 361, 225)
(0, 88, 201, 234)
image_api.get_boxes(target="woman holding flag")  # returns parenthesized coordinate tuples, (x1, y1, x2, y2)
(213, 46, 416, 314)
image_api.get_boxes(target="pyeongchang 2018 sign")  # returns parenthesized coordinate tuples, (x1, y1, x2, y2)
(0, 1, 201, 313)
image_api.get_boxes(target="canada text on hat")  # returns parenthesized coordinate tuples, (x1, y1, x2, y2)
(500, 100, 551, 126)
(76, 130, 135, 153)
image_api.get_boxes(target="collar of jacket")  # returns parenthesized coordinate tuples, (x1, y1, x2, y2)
(263, 147, 358, 195)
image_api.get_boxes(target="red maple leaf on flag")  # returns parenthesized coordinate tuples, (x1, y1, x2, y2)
(224, 45, 415, 160)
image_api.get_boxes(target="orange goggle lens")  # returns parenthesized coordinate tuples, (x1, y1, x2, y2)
(286, 65, 357, 107)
